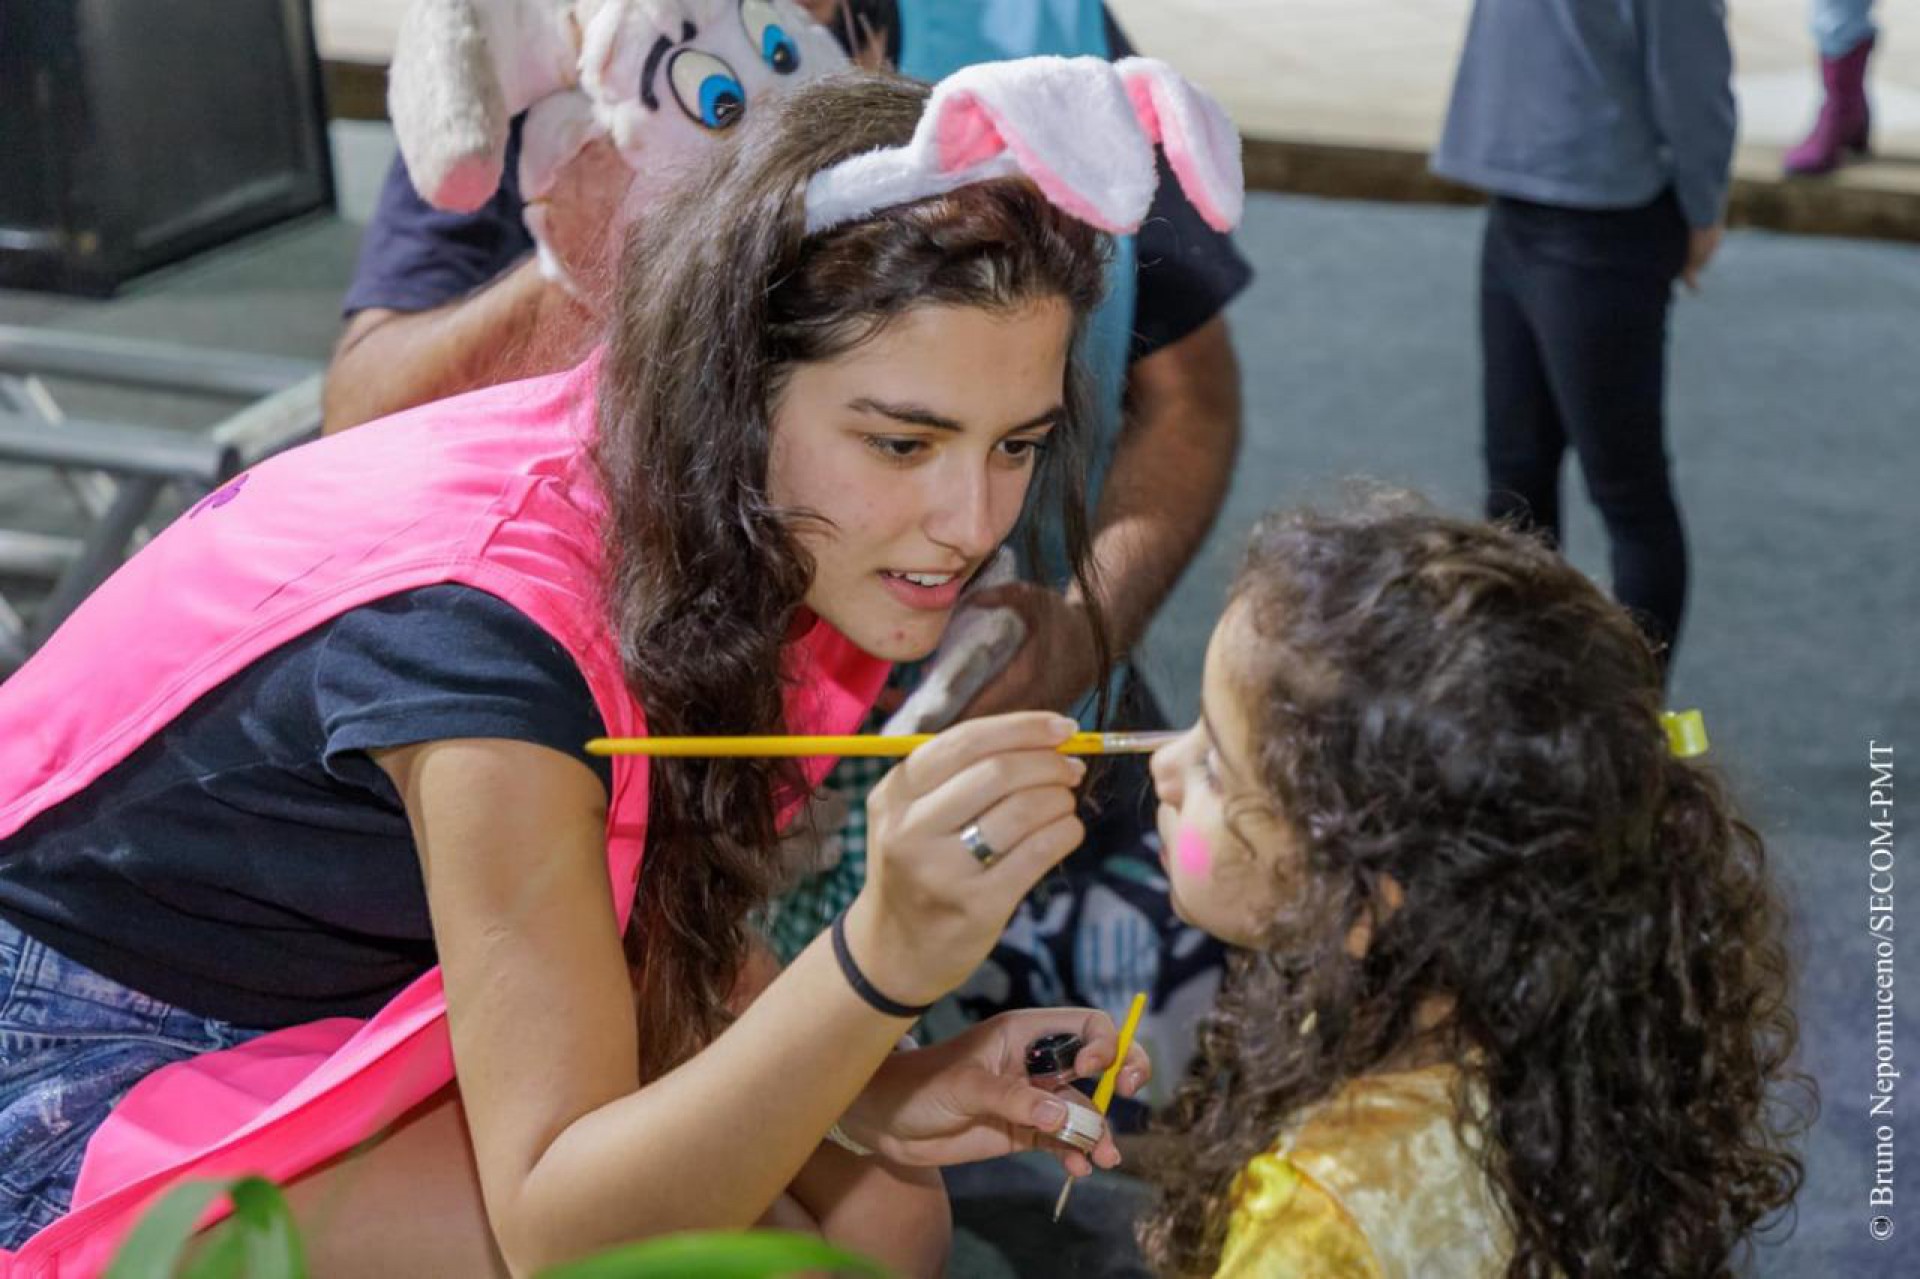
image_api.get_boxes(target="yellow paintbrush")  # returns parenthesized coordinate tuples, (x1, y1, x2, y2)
(590, 712, 1700, 760)
(585, 730, 1181, 758)
(593, 711, 1703, 760)
(1053, 990, 1148, 1223)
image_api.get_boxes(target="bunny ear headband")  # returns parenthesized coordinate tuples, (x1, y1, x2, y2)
(804, 56, 1244, 237)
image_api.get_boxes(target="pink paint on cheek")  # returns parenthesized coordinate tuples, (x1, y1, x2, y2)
(1175, 826, 1213, 878)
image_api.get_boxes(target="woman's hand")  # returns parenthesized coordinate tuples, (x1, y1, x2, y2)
(841, 1009, 1152, 1176)
(843, 712, 1087, 1007)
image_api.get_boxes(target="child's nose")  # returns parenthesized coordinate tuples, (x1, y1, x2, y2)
(1149, 733, 1186, 806)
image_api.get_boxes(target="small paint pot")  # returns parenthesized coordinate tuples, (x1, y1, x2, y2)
(1024, 1032, 1084, 1088)
(1051, 1098, 1107, 1155)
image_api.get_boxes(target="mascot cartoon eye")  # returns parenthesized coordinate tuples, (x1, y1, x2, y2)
(668, 49, 748, 129)
(740, 0, 801, 74)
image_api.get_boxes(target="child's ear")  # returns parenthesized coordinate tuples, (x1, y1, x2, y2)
(1342, 912, 1372, 960)
(1342, 873, 1406, 959)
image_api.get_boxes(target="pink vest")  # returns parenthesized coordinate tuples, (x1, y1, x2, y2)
(0, 358, 888, 1276)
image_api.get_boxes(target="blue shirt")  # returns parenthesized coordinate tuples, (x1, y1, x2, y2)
(1431, 0, 1736, 228)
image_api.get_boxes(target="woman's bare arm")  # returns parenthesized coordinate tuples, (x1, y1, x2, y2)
(378, 737, 909, 1275)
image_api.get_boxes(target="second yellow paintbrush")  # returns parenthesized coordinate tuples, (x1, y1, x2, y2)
(586, 730, 1181, 758)
(1053, 991, 1148, 1223)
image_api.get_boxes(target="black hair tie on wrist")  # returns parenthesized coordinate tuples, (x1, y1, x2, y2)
(831, 910, 934, 1019)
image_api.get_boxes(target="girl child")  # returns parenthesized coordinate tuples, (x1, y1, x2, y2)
(1141, 502, 1809, 1277)
(0, 57, 1247, 1273)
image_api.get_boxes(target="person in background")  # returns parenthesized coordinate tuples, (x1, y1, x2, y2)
(1430, 0, 1735, 675)
(1785, 0, 1880, 176)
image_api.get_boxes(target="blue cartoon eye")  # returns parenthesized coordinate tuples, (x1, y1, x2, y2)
(741, 0, 801, 74)
(762, 25, 800, 72)
(668, 49, 747, 130)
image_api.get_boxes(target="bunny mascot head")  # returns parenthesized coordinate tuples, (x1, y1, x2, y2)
(387, 0, 850, 287)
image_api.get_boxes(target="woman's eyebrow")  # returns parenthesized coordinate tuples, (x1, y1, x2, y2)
(847, 397, 962, 431)
(847, 398, 1065, 434)
(1002, 407, 1066, 435)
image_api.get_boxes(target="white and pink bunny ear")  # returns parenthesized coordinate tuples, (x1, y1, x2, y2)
(805, 55, 1244, 237)
(388, 0, 579, 212)
(1114, 57, 1244, 233)
(806, 57, 1155, 234)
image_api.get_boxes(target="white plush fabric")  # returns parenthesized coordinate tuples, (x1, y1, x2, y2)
(388, 0, 848, 287)
(883, 550, 1029, 737)
(805, 54, 1244, 236)
(388, 0, 577, 213)
(1115, 57, 1245, 233)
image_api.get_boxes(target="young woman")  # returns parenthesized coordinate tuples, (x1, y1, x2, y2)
(1139, 503, 1809, 1276)
(0, 70, 1175, 1275)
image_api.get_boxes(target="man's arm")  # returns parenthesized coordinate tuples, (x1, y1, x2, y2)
(322, 259, 591, 434)
(1075, 314, 1242, 653)
(323, 126, 627, 435)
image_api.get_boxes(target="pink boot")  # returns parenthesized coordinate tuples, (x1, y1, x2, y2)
(1785, 35, 1875, 176)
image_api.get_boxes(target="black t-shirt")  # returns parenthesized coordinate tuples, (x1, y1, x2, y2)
(341, 13, 1252, 364)
(0, 585, 609, 1029)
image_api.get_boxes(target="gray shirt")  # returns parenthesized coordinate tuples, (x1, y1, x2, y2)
(1431, 0, 1736, 228)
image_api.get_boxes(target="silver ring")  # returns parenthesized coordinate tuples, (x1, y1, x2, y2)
(1052, 1099, 1106, 1154)
(960, 821, 1001, 868)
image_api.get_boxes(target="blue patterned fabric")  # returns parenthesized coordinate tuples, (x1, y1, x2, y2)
(0, 917, 265, 1249)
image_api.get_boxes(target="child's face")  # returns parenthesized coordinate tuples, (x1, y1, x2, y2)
(1149, 603, 1297, 947)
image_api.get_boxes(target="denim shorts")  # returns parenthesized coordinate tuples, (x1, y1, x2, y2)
(0, 916, 264, 1250)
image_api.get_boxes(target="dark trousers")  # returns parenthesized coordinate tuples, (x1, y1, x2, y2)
(1479, 190, 1692, 668)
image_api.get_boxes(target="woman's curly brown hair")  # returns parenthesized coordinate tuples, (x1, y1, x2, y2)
(1141, 499, 1813, 1277)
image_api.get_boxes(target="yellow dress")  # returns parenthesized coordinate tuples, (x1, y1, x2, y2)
(1214, 1065, 1510, 1278)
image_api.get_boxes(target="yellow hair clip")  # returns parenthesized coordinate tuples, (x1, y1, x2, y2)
(1661, 709, 1709, 758)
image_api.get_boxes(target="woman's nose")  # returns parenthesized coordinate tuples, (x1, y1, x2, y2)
(925, 463, 1000, 559)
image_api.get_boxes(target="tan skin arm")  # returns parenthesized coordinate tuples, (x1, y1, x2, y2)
(321, 261, 591, 435)
(377, 737, 912, 1274)
(374, 714, 1133, 1275)
(1081, 313, 1244, 646)
(321, 140, 630, 435)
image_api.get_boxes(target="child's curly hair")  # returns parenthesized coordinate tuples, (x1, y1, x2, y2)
(1141, 500, 1812, 1278)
